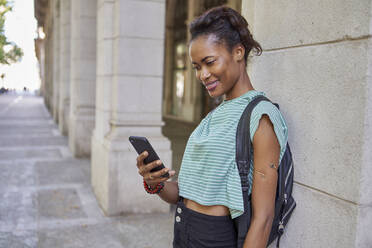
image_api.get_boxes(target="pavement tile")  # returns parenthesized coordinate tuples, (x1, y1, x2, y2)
(114, 213, 174, 248)
(0, 191, 37, 228)
(0, 162, 35, 188)
(0, 120, 54, 126)
(0, 230, 38, 248)
(37, 223, 124, 248)
(0, 149, 62, 160)
(37, 213, 174, 248)
(0, 132, 57, 138)
(0, 137, 67, 147)
(37, 188, 87, 220)
(0, 126, 54, 134)
(0, 116, 49, 120)
(35, 159, 90, 185)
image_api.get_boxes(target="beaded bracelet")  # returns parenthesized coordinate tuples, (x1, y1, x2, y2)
(143, 179, 164, 194)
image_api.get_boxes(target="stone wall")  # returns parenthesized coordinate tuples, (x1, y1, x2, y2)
(242, 1, 372, 247)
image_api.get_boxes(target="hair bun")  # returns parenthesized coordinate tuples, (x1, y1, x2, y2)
(190, 6, 262, 63)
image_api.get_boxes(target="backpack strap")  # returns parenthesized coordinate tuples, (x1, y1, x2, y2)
(235, 94, 292, 248)
(236, 95, 271, 192)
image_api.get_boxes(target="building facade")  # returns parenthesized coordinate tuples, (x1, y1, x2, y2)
(34, 0, 372, 247)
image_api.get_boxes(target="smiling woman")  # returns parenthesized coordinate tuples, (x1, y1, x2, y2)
(136, 5, 289, 248)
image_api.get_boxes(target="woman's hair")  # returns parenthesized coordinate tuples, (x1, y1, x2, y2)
(189, 6, 262, 64)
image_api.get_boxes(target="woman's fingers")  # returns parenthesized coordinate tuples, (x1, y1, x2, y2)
(147, 169, 176, 182)
(137, 153, 176, 183)
(136, 151, 148, 169)
(151, 167, 170, 178)
(145, 170, 176, 186)
(136, 151, 176, 188)
(139, 160, 162, 175)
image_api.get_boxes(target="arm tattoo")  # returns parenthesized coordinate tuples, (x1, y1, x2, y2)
(254, 164, 278, 178)
(270, 164, 278, 170)
(254, 169, 265, 178)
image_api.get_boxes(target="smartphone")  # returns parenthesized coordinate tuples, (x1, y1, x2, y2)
(129, 136, 169, 178)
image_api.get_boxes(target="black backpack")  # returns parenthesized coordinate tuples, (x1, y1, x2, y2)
(234, 95, 296, 248)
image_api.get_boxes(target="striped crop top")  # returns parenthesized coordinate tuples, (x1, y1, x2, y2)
(178, 90, 288, 219)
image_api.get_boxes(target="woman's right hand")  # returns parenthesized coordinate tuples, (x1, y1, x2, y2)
(136, 151, 175, 188)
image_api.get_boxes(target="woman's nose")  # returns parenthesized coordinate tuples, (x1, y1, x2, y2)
(200, 69, 211, 82)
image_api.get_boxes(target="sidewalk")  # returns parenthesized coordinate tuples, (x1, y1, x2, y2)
(0, 95, 174, 248)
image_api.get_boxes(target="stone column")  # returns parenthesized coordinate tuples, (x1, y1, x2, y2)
(242, 1, 372, 247)
(44, 21, 53, 111)
(58, 0, 71, 135)
(69, 0, 97, 157)
(92, 0, 171, 215)
(182, 0, 201, 122)
(52, 0, 60, 122)
(162, 0, 175, 117)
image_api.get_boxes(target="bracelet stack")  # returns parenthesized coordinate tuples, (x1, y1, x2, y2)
(143, 179, 164, 194)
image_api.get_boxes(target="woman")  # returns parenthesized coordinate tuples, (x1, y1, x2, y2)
(136, 6, 288, 248)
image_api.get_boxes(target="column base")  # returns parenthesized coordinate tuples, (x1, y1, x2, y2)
(69, 113, 94, 157)
(59, 103, 70, 136)
(53, 107, 59, 123)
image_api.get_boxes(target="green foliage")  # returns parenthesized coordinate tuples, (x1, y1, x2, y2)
(0, 0, 23, 65)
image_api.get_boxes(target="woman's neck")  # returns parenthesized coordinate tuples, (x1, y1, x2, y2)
(225, 70, 254, 100)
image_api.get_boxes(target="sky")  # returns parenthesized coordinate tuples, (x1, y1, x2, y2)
(0, 0, 41, 91)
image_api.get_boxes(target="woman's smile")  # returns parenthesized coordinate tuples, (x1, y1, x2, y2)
(204, 80, 219, 91)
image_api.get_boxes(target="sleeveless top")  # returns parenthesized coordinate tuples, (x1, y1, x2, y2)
(178, 90, 288, 219)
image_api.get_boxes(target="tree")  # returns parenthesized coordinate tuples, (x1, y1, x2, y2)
(0, 0, 23, 65)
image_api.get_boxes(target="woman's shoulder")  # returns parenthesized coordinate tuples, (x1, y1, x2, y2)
(250, 99, 288, 147)
(254, 99, 282, 115)
(251, 99, 287, 127)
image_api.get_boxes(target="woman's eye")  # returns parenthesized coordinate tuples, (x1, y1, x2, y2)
(206, 60, 215, 65)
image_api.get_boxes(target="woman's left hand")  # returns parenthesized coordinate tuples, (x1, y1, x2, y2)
(136, 151, 175, 187)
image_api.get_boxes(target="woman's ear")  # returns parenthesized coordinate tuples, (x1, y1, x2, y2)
(233, 44, 245, 62)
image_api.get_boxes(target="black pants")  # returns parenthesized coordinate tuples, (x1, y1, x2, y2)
(173, 198, 237, 248)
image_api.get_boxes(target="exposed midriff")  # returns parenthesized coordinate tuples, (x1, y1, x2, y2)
(184, 198, 230, 216)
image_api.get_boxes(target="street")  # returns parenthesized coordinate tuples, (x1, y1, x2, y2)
(0, 94, 174, 248)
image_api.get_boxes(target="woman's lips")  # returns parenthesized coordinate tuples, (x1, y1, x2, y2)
(205, 81, 218, 91)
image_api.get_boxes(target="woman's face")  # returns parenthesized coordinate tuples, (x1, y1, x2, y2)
(189, 34, 241, 99)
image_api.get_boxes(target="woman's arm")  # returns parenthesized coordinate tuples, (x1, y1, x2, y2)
(243, 115, 280, 248)
(158, 181, 179, 204)
(136, 151, 179, 205)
